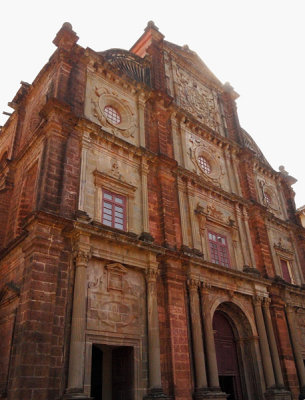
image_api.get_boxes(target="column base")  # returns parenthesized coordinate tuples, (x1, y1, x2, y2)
(264, 388, 292, 400)
(63, 388, 93, 400)
(193, 388, 228, 400)
(144, 387, 171, 399)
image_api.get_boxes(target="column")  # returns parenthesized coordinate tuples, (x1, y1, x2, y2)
(200, 284, 220, 390)
(145, 266, 165, 398)
(177, 177, 190, 248)
(262, 298, 285, 388)
(285, 304, 305, 390)
(235, 203, 249, 267)
(187, 186, 201, 251)
(140, 160, 152, 240)
(138, 92, 146, 148)
(188, 278, 208, 393)
(78, 134, 91, 211)
(242, 207, 256, 268)
(65, 249, 91, 399)
(253, 296, 276, 389)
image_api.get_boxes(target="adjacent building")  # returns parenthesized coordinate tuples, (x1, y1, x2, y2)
(1, 21, 305, 400)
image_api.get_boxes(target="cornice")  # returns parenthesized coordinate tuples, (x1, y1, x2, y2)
(67, 218, 165, 257)
(176, 165, 249, 207)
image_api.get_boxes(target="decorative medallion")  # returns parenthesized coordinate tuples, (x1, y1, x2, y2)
(91, 86, 137, 138)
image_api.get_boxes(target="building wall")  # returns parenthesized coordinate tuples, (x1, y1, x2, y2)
(0, 21, 305, 400)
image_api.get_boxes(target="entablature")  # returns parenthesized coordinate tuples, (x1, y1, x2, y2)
(176, 165, 247, 207)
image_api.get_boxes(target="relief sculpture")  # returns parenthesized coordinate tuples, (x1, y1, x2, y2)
(173, 63, 220, 132)
(87, 262, 145, 334)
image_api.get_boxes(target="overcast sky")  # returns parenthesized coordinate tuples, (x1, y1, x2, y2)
(1, 0, 304, 207)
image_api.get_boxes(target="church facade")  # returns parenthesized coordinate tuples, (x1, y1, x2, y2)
(1, 22, 305, 400)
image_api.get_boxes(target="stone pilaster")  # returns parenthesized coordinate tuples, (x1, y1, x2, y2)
(262, 298, 285, 388)
(285, 304, 305, 396)
(64, 247, 92, 400)
(253, 296, 276, 390)
(145, 266, 168, 399)
(187, 278, 208, 396)
(140, 160, 153, 241)
(200, 284, 227, 400)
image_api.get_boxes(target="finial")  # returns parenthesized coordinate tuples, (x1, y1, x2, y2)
(62, 22, 73, 30)
(279, 165, 297, 185)
(146, 20, 159, 31)
(53, 22, 79, 50)
(279, 165, 288, 176)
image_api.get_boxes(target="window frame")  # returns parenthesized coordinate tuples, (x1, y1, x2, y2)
(102, 189, 127, 231)
(208, 230, 231, 268)
(93, 168, 137, 233)
(279, 258, 294, 284)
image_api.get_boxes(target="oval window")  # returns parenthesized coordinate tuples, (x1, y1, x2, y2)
(198, 155, 211, 174)
(104, 105, 121, 125)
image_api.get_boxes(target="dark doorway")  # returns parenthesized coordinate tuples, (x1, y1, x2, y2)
(219, 376, 238, 400)
(90, 344, 134, 400)
(213, 311, 242, 400)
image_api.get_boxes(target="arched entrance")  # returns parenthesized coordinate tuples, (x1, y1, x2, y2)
(212, 302, 264, 400)
(213, 311, 242, 400)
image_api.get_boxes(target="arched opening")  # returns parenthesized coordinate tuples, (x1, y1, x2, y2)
(212, 302, 264, 400)
(213, 311, 242, 400)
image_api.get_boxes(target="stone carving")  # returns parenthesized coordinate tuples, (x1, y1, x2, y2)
(195, 201, 232, 227)
(91, 86, 137, 138)
(87, 263, 145, 334)
(109, 160, 121, 179)
(173, 63, 220, 132)
(206, 203, 224, 222)
(105, 263, 127, 292)
(188, 134, 223, 184)
(74, 249, 91, 267)
(274, 238, 293, 254)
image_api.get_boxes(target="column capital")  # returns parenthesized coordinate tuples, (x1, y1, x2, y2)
(146, 267, 159, 283)
(253, 295, 264, 306)
(200, 281, 211, 294)
(73, 249, 91, 268)
(187, 277, 200, 291)
(262, 297, 271, 308)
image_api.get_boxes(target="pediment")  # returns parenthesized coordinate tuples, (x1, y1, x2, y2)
(105, 263, 127, 274)
(164, 40, 223, 89)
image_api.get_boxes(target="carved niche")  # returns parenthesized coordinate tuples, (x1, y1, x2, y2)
(87, 262, 145, 334)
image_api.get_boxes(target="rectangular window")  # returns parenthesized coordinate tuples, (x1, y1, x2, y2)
(102, 189, 126, 231)
(280, 259, 292, 283)
(208, 231, 230, 267)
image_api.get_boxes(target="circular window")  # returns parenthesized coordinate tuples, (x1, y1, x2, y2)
(104, 106, 121, 125)
(198, 155, 211, 174)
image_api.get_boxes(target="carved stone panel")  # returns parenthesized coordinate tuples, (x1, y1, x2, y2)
(87, 260, 146, 335)
(172, 62, 221, 133)
(256, 174, 284, 219)
(85, 72, 139, 145)
(186, 131, 229, 191)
